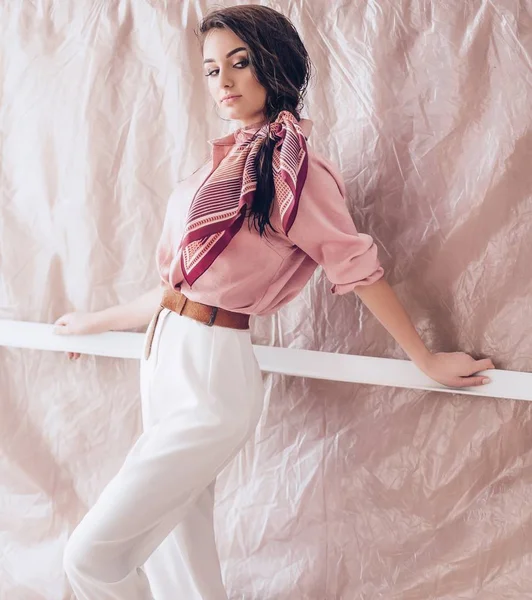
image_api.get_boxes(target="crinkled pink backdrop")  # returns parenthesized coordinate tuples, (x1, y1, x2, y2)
(1, 1, 532, 599)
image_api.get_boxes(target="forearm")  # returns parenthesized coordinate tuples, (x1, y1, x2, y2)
(354, 278, 432, 368)
(98, 283, 164, 331)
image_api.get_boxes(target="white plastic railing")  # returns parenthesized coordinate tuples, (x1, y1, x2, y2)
(0, 320, 530, 402)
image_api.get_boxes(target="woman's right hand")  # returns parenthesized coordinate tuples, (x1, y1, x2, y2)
(53, 311, 109, 360)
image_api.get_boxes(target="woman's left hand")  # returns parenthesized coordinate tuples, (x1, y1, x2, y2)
(420, 352, 495, 388)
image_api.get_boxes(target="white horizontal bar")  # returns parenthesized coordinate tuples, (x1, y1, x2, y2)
(0, 320, 528, 402)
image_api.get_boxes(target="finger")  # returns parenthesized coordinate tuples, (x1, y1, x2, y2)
(456, 376, 491, 387)
(460, 357, 494, 377)
(474, 358, 495, 370)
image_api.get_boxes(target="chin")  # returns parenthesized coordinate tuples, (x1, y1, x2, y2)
(222, 108, 246, 121)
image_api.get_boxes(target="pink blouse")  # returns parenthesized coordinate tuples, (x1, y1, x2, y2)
(156, 119, 384, 316)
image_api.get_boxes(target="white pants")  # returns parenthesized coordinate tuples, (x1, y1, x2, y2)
(63, 308, 265, 600)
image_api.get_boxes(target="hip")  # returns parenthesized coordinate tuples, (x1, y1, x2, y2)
(141, 308, 264, 425)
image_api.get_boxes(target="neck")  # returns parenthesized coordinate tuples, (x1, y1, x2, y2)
(239, 116, 268, 129)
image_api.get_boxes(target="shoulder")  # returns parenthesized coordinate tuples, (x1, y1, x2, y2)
(302, 146, 347, 199)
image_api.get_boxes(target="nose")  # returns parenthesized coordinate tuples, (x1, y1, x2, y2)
(218, 68, 234, 90)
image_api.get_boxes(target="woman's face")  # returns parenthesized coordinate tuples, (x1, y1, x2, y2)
(203, 28, 267, 127)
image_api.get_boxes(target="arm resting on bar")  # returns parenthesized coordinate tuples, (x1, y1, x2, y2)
(98, 284, 164, 331)
(354, 278, 495, 388)
(354, 278, 431, 368)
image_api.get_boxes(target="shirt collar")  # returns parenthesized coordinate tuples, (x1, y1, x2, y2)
(208, 117, 314, 147)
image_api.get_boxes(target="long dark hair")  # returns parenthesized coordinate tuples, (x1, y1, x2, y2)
(197, 5, 312, 236)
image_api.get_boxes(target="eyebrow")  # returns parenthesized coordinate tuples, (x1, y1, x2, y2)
(203, 47, 248, 64)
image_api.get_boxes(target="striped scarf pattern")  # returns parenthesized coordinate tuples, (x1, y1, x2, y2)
(179, 110, 308, 286)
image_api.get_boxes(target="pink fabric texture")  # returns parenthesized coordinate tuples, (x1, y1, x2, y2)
(2, 2, 532, 599)
(156, 118, 384, 315)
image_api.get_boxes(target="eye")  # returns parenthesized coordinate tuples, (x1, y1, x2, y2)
(205, 68, 219, 78)
(233, 58, 249, 69)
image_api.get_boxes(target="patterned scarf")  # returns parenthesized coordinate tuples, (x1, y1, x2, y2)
(179, 110, 309, 286)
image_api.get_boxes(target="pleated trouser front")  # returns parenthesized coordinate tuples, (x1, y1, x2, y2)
(63, 307, 265, 600)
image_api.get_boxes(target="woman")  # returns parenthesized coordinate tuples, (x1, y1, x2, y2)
(54, 5, 495, 599)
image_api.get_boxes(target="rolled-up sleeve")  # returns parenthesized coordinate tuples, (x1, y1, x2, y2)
(287, 153, 384, 295)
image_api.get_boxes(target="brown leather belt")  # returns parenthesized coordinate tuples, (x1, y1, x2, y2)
(143, 288, 250, 360)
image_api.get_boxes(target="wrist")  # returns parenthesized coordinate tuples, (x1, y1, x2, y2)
(93, 308, 114, 332)
(409, 348, 433, 371)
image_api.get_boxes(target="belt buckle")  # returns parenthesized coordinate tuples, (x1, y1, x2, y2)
(206, 306, 218, 327)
